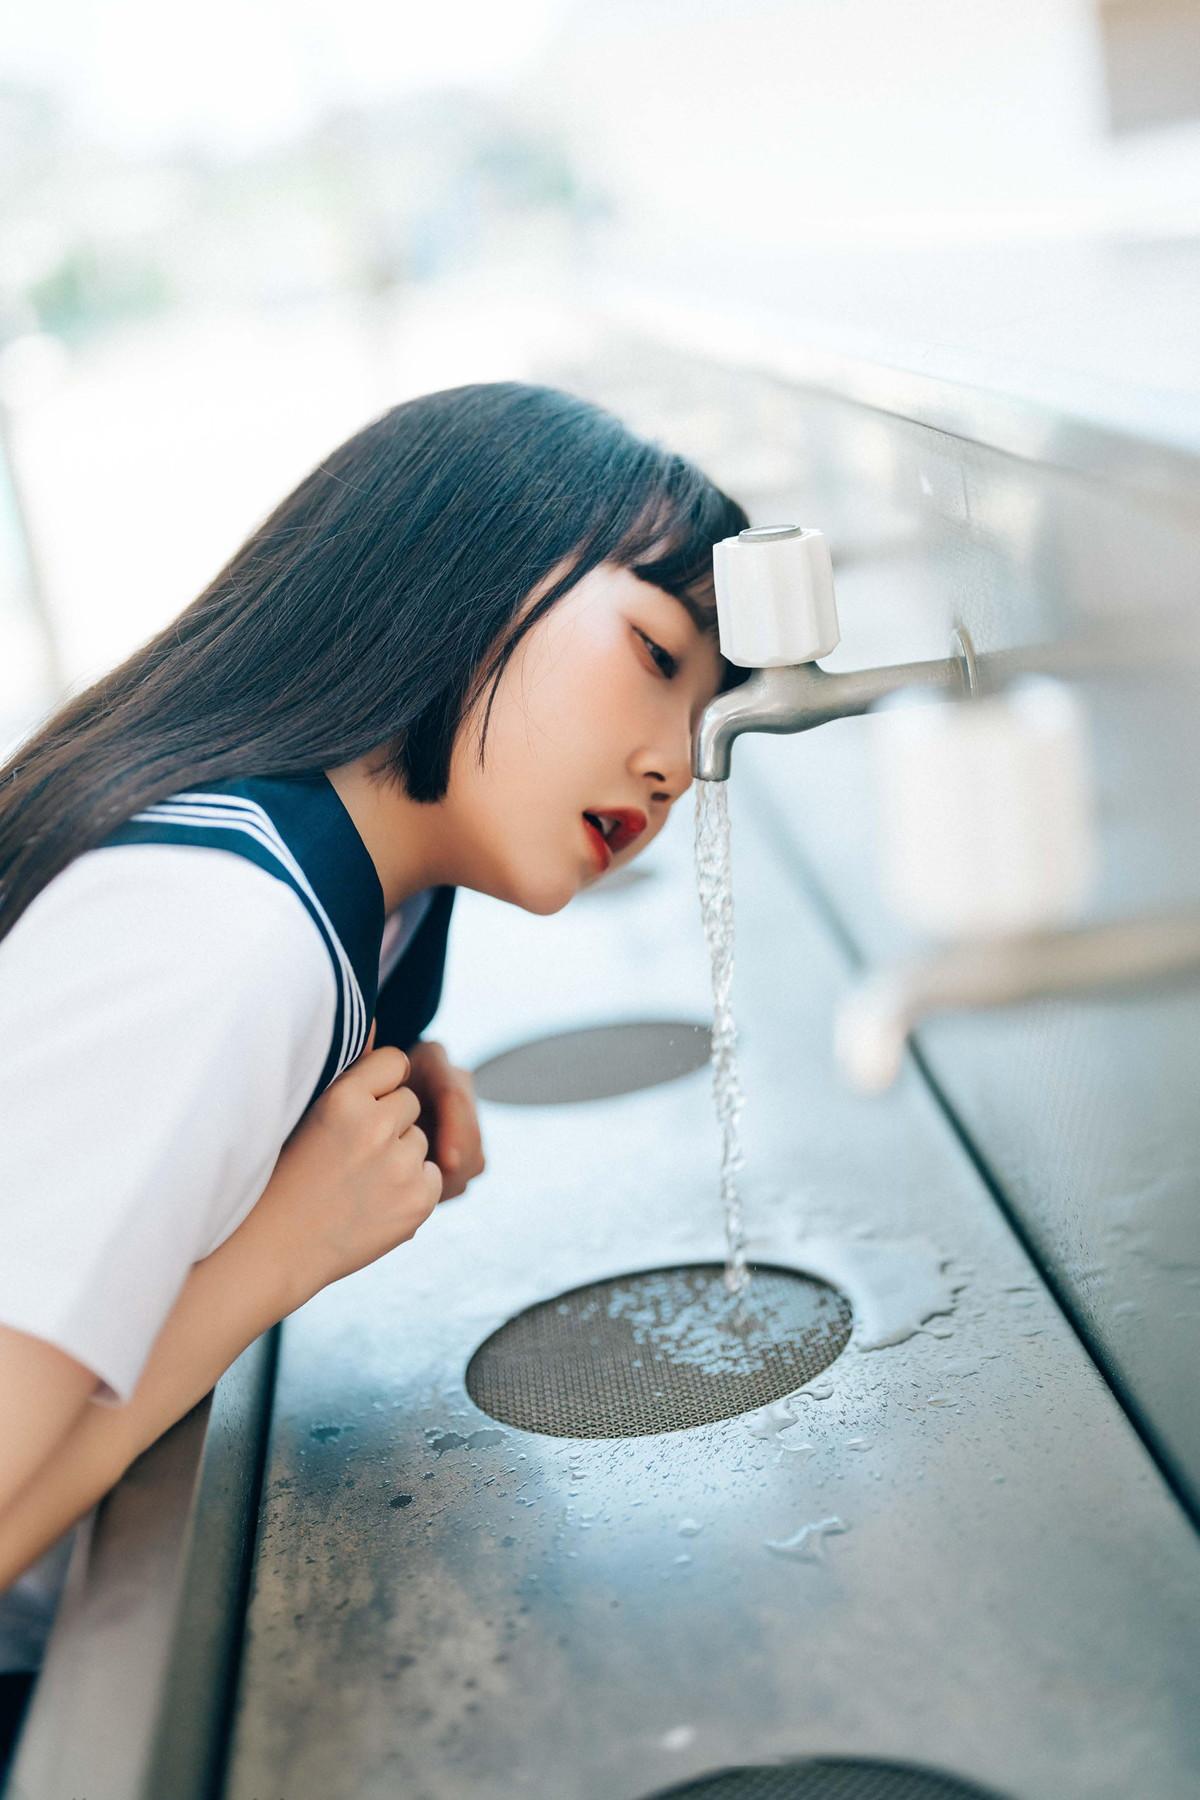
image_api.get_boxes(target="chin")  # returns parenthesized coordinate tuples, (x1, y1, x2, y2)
(521, 879, 575, 916)
(483, 857, 574, 915)
(514, 858, 581, 914)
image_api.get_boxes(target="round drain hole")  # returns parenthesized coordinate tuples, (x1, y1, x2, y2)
(465, 1263, 852, 1438)
(471, 1020, 711, 1105)
(647, 1759, 1008, 1798)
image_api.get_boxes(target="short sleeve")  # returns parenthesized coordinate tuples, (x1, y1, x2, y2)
(0, 844, 337, 1407)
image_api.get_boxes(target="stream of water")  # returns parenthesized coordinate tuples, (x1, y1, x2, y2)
(694, 777, 749, 1295)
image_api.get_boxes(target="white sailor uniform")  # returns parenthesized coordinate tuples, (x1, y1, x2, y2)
(0, 769, 456, 1676)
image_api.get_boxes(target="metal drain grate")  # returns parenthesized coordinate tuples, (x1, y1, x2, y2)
(465, 1263, 853, 1438)
(647, 1758, 1008, 1798)
(471, 1020, 712, 1104)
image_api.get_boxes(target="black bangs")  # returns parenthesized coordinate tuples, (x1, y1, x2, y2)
(617, 455, 749, 634)
(608, 455, 754, 692)
(466, 436, 752, 766)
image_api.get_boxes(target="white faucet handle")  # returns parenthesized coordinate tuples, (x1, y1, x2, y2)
(872, 676, 1098, 939)
(712, 524, 841, 668)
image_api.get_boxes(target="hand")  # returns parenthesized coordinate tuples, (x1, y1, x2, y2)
(402, 1037, 486, 1200)
(262, 1028, 443, 1306)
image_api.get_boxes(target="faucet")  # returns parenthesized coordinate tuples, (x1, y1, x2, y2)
(829, 676, 1200, 1091)
(694, 648, 975, 781)
(692, 523, 1200, 1090)
(692, 524, 973, 781)
(835, 908, 1200, 1093)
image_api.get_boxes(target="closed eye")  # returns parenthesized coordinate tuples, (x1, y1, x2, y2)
(634, 627, 678, 679)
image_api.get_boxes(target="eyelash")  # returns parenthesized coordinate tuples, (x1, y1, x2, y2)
(635, 628, 678, 680)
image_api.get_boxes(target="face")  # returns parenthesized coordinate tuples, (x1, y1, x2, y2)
(442, 558, 727, 913)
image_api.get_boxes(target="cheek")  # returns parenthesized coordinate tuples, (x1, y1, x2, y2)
(449, 611, 628, 886)
(450, 728, 575, 899)
(490, 627, 615, 796)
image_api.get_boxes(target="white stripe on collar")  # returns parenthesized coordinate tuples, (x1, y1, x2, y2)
(131, 792, 368, 1076)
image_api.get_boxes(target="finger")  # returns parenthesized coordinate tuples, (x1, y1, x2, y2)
(438, 1088, 468, 1171)
(378, 1085, 421, 1134)
(442, 1087, 484, 1175)
(357, 1045, 409, 1098)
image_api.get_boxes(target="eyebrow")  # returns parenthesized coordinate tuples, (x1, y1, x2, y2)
(664, 589, 718, 637)
(630, 566, 719, 639)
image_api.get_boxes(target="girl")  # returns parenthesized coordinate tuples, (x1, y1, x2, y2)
(0, 379, 749, 1753)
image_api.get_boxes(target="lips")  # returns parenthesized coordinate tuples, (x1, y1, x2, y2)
(582, 815, 612, 871)
(581, 807, 647, 872)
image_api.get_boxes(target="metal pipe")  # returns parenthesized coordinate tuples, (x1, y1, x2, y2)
(834, 907, 1200, 1094)
(692, 618, 1194, 783)
(693, 651, 970, 781)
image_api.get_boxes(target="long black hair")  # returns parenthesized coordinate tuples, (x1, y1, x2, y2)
(0, 380, 749, 944)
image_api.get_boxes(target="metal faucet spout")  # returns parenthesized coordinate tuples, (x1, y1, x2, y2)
(835, 909, 1200, 1094)
(693, 653, 970, 781)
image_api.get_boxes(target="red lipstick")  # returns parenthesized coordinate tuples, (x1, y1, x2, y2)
(581, 808, 648, 873)
(582, 814, 612, 872)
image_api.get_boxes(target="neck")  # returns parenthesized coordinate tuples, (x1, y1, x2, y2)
(324, 755, 453, 913)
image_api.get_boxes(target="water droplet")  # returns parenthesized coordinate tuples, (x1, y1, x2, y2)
(678, 1518, 704, 1537)
(764, 1516, 849, 1562)
(426, 1429, 468, 1455)
(661, 1725, 696, 1752)
(742, 1398, 798, 1439)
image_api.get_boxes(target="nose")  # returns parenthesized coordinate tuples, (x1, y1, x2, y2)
(640, 735, 695, 809)
(636, 696, 699, 811)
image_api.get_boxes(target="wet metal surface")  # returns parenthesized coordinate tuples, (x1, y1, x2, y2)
(222, 791, 1200, 1800)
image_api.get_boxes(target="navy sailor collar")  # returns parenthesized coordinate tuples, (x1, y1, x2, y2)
(99, 770, 388, 1091)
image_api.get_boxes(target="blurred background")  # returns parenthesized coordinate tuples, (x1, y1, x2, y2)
(3, 0, 1199, 752)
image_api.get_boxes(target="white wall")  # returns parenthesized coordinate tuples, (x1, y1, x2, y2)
(525, 0, 1200, 241)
